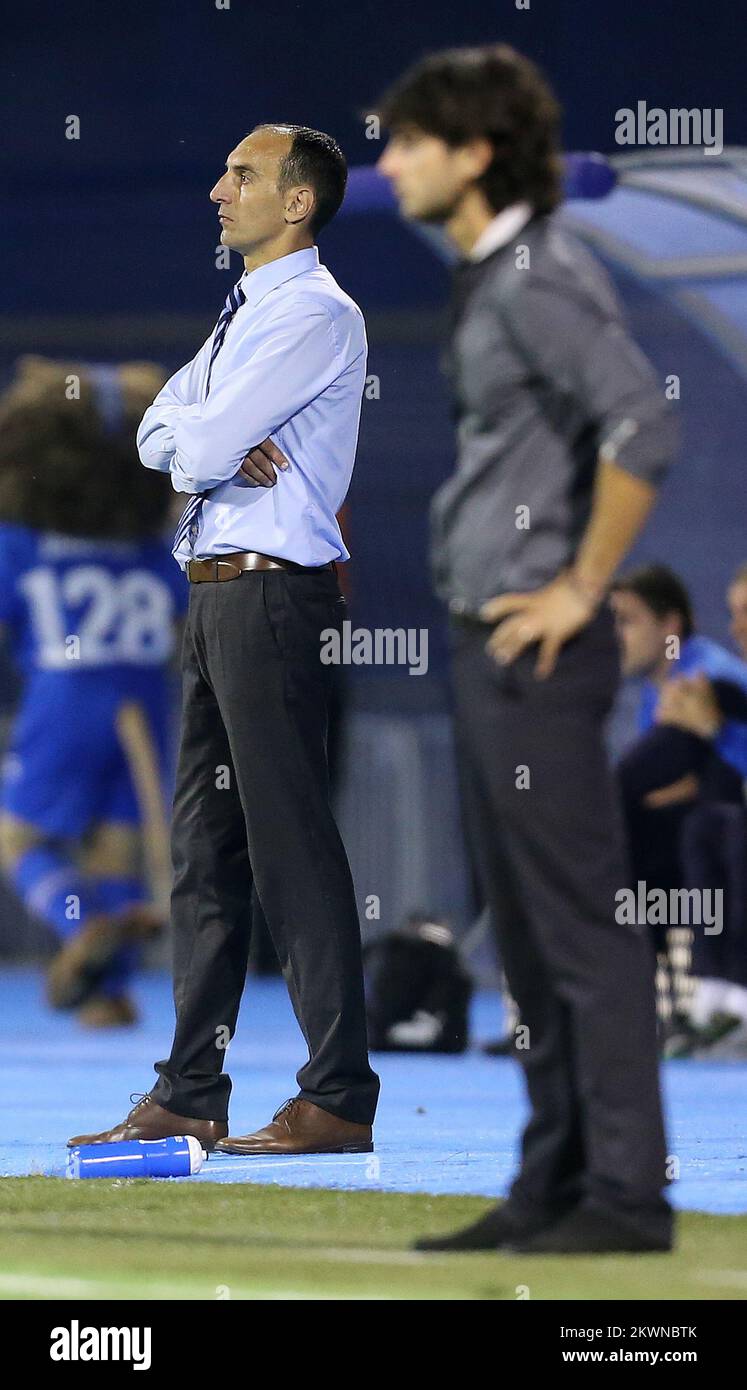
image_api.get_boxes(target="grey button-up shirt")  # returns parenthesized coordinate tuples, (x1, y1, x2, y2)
(431, 212, 677, 614)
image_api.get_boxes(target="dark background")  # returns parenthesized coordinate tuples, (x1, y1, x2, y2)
(3, 0, 744, 316)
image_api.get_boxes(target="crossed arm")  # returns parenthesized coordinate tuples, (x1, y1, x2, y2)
(136, 305, 341, 491)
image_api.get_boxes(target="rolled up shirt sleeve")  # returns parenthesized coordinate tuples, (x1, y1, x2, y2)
(165, 304, 344, 493)
(504, 274, 678, 487)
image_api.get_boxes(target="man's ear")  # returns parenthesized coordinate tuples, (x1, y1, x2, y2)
(285, 185, 315, 226)
(459, 136, 494, 182)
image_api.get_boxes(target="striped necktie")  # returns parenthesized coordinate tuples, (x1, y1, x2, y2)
(173, 277, 246, 551)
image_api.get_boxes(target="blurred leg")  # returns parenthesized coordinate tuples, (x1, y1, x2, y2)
(79, 820, 147, 997)
(451, 609, 669, 1221)
(0, 814, 104, 938)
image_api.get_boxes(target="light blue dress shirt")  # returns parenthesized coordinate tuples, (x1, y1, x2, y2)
(137, 247, 367, 569)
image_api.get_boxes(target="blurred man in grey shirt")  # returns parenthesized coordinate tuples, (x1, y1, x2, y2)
(378, 45, 677, 1254)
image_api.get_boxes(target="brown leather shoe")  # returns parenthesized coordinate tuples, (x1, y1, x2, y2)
(67, 1094, 228, 1151)
(215, 1097, 373, 1155)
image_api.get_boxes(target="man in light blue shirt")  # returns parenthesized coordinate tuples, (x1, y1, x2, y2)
(69, 124, 380, 1158)
(137, 192, 366, 570)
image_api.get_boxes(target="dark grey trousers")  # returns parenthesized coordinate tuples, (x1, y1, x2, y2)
(151, 567, 380, 1127)
(450, 605, 671, 1232)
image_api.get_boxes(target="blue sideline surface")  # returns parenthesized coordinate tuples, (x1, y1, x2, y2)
(0, 968, 744, 1212)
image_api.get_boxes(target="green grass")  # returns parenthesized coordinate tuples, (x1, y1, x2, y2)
(0, 1178, 745, 1300)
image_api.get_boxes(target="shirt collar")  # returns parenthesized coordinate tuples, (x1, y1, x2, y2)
(469, 202, 533, 262)
(238, 245, 320, 307)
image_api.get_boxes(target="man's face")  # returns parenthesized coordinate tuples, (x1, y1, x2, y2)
(210, 128, 295, 253)
(728, 579, 747, 659)
(377, 126, 480, 223)
(611, 590, 680, 678)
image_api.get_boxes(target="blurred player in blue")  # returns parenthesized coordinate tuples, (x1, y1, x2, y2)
(0, 357, 187, 1026)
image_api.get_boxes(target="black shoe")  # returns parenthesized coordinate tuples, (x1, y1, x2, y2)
(509, 1200, 673, 1255)
(413, 1201, 560, 1252)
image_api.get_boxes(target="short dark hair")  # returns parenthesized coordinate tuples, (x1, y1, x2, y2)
(612, 565, 695, 640)
(377, 44, 563, 215)
(254, 124, 347, 235)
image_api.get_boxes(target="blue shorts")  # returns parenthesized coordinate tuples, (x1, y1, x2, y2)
(0, 673, 172, 840)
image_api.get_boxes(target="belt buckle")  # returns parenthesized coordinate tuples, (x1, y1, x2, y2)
(215, 559, 240, 581)
(188, 558, 220, 582)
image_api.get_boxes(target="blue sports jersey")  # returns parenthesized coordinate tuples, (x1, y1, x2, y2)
(0, 522, 188, 836)
(0, 522, 187, 681)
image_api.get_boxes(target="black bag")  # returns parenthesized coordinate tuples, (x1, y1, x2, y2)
(364, 915, 472, 1054)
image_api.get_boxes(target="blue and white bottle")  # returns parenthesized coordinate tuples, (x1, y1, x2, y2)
(66, 1135, 206, 1179)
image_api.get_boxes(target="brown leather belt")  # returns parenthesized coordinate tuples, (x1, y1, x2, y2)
(186, 550, 334, 583)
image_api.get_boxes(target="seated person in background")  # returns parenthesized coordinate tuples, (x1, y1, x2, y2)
(611, 564, 747, 1056)
(675, 563, 747, 1056)
(0, 356, 187, 1027)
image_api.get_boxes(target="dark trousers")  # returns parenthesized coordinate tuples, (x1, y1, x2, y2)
(151, 568, 380, 1127)
(619, 727, 744, 954)
(683, 802, 747, 987)
(450, 606, 670, 1227)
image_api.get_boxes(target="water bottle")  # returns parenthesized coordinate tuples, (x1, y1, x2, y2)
(66, 1135, 206, 1179)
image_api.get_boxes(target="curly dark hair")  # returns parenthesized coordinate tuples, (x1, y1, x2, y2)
(377, 44, 563, 215)
(0, 357, 174, 540)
